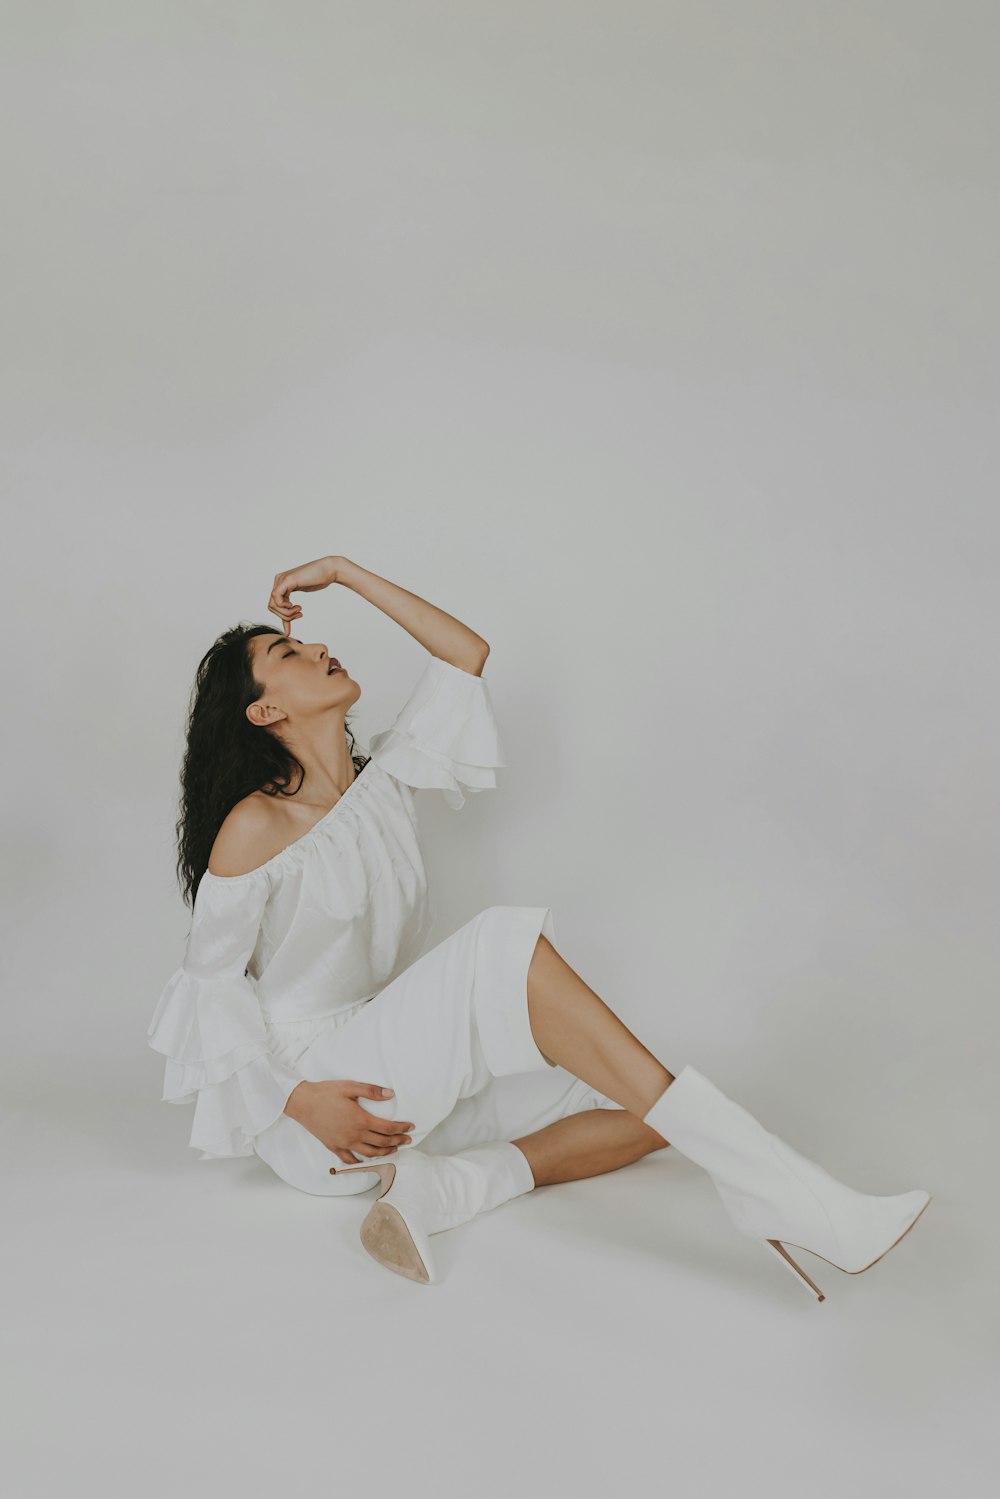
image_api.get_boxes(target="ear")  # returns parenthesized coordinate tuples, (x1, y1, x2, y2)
(246, 702, 282, 728)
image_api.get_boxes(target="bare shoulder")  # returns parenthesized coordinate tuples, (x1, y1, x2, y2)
(207, 793, 283, 878)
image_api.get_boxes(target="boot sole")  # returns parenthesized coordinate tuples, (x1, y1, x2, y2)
(334, 1158, 435, 1283)
(360, 1200, 432, 1284)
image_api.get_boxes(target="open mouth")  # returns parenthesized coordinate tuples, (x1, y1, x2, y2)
(327, 661, 344, 675)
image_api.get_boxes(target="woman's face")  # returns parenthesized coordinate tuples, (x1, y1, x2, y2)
(248, 632, 361, 726)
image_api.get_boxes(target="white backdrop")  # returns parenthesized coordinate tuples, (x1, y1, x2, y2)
(4, 4, 997, 1496)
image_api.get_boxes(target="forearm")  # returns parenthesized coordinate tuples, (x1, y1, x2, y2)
(330, 555, 489, 674)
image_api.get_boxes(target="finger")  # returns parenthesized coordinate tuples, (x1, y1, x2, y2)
(361, 1133, 412, 1151)
(365, 1115, 415, 1135)
(267, 599, 299, 621)
(346, 1083, 396, 1101)
(334, 1150, 355, 1165)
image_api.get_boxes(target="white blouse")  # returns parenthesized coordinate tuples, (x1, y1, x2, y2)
(147, 654, 506, 1160)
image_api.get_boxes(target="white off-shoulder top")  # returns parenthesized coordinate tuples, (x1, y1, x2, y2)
(147, 654, 506, 1160)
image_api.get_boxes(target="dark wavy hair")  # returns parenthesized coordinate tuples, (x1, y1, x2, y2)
(174, 622, 369, 907)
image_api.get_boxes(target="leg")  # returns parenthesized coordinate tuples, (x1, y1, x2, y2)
(512, 1107, 666, 1187)
(329, 1105, 666, 1285)
(420, 1064, 667, 1187)
(523, 933, 932, 1298)
(256, 906, 673, 1196)
(256, 905, 579, 1195)
(526, 934, 676, 1129)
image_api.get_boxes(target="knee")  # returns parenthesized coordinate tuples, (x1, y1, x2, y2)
(475, 906, 554, 982)
(476, 904, 522, 942)
(478, 905, 552, 943)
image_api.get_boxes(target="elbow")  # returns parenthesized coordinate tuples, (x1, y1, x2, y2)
(440, 641, 490, 677)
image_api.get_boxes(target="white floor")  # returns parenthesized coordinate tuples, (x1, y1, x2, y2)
(5, 1061, 993, 1499)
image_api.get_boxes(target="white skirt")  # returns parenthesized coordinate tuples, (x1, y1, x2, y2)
(253, 905, 623, 1196)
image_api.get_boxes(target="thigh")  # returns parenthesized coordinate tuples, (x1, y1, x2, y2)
(293, 903, 556, 1136)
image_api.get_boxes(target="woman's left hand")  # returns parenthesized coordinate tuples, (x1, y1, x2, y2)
(267, 555, 341, 630)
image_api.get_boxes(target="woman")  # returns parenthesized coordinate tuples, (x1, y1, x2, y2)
(148, 553, 931, 1296)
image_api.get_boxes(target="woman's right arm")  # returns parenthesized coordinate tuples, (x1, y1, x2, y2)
(148, 853, 414, 1163)
(147, 865, 306, 1159)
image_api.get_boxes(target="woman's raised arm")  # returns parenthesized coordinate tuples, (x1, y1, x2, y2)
(268, 554, 490, 676)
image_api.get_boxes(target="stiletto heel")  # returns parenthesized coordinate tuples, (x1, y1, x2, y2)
(765, 1240, 826, 1302)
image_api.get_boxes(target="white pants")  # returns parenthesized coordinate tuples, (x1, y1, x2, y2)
(253, 905, 624, 1196)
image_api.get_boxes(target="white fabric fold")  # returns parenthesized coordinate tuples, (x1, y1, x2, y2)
(366, 655, 506, 810)
(147, 866, 303, 1159)
(169, 1048, 304, 1160)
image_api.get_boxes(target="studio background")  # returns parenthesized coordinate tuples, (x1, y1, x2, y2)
(4, 3, 997, 1496)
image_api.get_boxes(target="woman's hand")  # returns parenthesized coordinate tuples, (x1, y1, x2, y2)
(283, 1079, 415, 1166)
(267, 555, 345, 632)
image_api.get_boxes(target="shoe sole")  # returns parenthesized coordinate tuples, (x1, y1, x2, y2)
(333, 1157, 436, 1285)
(360, 1200, 432, 1284)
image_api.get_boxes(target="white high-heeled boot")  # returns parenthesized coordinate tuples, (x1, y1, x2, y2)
(644, 1065, 932, 1302)
(331, 1142, 536, 1284)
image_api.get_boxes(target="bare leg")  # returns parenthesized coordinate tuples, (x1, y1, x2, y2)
(511, 1107, 667, 1187)
(527, 935, 675, 1135)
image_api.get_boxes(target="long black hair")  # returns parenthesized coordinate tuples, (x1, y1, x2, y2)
(174, 622, 369, 907)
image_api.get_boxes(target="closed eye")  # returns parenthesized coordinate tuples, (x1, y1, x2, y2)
(266, 634, 304, 664)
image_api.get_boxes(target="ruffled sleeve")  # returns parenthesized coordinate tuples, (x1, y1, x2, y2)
(147, 866, 303, 1160)
(366, 654, 507, 810)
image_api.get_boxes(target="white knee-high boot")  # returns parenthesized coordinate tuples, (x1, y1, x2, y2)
(643, 1064, 931, 1301)
(332, 1142, 536, 1284)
